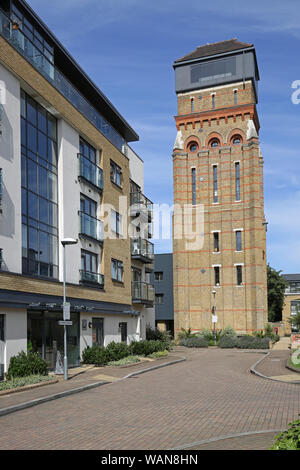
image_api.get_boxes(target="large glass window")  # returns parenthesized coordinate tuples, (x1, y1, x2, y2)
(21, 91, 58, 279)
(112, 259, 124, 282)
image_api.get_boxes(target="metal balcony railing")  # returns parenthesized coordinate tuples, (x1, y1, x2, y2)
(78, 154, 103, 191)
(131, 238, 154, 263)
(80, 270, 104, 287)
(132, 281, 155, 305)
(0, 8, 125, 152)
(79, 212, 104, 243)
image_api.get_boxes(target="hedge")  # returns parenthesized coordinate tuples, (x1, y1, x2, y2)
(82, 340, 170, 365)
(219, 336, 239, 349)
(179, 337, 209, 348)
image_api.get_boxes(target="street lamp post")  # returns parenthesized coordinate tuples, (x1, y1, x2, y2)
(61, 238, 78, 381)
(212, 290, 217, 345)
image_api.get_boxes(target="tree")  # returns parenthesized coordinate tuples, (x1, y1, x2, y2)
(267, 264, 288, 322)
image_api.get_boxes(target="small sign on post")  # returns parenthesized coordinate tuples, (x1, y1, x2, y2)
(59, 321, 73, 326)
(212, 315, 218, 324)
(63, 302, 71, 321)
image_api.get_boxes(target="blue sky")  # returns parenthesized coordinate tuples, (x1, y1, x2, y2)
(28, 0, 300, 273)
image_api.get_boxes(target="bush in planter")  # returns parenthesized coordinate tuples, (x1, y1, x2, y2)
(220, 326, 237, 339)
(197, 328, 214, 342)
(146, 327, 172, 343)
(179, 337, 209, 348)
(82, 345, 110, 366)
(219, 336, 239, 349)
(237, 335, 270, 349)
(7, 351, 48, 380)
(129, 340, 169, 356)
(105, 341, 130, 362)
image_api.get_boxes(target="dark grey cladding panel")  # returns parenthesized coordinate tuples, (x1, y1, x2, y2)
(150, 253, 174, 322)
(175, 51, 258, 101)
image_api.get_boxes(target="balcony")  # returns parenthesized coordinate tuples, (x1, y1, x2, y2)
(0, 249, 2, 270)
(80, 270, 104, 288)
(131, 238, 154, 264)
(132, 281, 154, 306)
(79, 212, 104, 244)
(130, 192, 153, 222)
(78, 154, 103, 192)
(0, 8, 125, 153)
(145, 261, 154, 273)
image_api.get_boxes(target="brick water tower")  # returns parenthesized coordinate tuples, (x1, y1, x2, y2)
(172, 39, 268, 336)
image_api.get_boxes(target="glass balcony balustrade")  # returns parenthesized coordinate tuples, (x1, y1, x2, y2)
(0, 9, 125, 152)
(80, 270, 104, 287)
(130, 192, 153, 222)
(78, 154, 103, 191)
(131, 238, 154, 263)
(132, 281, 155, 304)
(79, 212, 104, 243)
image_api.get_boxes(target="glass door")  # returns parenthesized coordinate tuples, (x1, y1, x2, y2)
(92, 318, 104, 347)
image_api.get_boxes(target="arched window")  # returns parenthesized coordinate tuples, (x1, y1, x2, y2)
(209, 139, 220, 149)
(188, 141, 199, 153)
(231, 135, 242, 146)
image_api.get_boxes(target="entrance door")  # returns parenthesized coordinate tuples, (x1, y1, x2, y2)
(120, 322, 128, 343)
(92, 318, 104, 346)
(0, 315, 4, 381)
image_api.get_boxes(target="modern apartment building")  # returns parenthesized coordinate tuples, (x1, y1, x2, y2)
(0, 0, 154, 376)
(172, 39, 268, 336)
(282, 274, 300, 335)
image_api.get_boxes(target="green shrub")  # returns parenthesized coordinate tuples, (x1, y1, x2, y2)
(146, 327, 172, 343)
(82, 345, 110, 366)
(7, 351, 48, 380)
(219, 336, 239, 349)
(178, 328, 196, 339)
(105, 341, 130, 362)
(179, 337, 209, 348)
(237, 335, 270, 349)
(270, 418, 300, 450)
(129, 340, 169, 356)
(220, 326, 237, 339)
(197, 328, 214, 341)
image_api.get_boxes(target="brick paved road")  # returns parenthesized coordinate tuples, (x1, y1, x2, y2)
(0, 349, 299, 450)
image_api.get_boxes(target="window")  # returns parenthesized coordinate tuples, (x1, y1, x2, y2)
(189, 142, 198, 153)
(212, 94, 216, 110)
(79, 137, 97, 164)
(110, 160, 122, 187)
(80, 194, 97, 217)
(235, 162, 240, 201)
(112, 259, 124, 282)
(236, 265, 243, 286)
(236, 231, 242, 252)
(234, 90, 238, 106)
(232, 135, 242, 146)
(192, 168, 196, 205)
(155, 294, 164, 305)
(81, 250, 98, 274)
(119, 322, 128, 343)
(155, 272, 163, 282)
(21, 91, 58, 279)
(213, 232, 220, 252)
(111, 210, 122, 235)
(213, 165, 218, 203)
(291, 301, 300, 316)
(191, 98, 194, 113)
(214, 266, 220, 286)
(210, 139, 220, 149)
